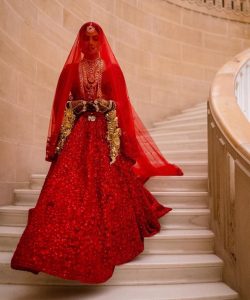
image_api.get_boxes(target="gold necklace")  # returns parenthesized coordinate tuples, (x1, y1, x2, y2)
(79, 57, 104, 100)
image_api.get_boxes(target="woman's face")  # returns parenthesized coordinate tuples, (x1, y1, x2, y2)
(82, 29, 100, 58)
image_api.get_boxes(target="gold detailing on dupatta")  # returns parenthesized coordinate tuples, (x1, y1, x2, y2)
(104, 101, 122, 164)
(55, 101, 76, 155)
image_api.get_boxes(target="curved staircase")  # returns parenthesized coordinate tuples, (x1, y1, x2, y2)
(0, 102, 238, 299)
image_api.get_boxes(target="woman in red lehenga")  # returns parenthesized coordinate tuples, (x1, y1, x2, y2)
(11, 22, 183, 284)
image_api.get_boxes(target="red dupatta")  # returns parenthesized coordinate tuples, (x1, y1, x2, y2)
(45, 21, 183, 183)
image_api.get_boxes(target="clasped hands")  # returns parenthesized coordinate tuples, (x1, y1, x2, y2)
(66, 99, 115, 115)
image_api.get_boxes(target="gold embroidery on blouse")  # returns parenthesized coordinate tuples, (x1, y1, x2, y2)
(105, 103, 122, 164)
(55, 102, 76, 155)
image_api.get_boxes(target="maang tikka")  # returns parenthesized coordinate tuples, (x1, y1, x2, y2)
(86, 22, 96, 33)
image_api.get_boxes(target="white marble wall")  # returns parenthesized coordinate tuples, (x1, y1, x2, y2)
(0, 0, 250, 204)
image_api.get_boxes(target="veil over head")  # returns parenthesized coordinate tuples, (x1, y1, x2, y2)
(45, 21, 183, 183)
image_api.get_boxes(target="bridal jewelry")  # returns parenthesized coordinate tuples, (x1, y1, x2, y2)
(86, 23, 95, 33)
(79, 57, 104, 100)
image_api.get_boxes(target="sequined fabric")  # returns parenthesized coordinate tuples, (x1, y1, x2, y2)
(11, 111, 172, 284)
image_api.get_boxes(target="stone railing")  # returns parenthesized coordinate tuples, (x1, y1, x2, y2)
(235, 58, 250, 121)
(166, 0, 250, 22)
(208, 48, 250, 299)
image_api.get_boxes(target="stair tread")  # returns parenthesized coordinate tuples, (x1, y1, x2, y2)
(150, 121, 207, 128)
(162, 149, 207, 156)
(183, 105, 207, 109)
(0, 205, 35, 211)
(155, 119, 207, 126)
(151, 130, 207, 136)
(29, 174, 208, 180)
(0, 251, 223, 266)
(156, 139, 207, 144)
(171, 161, 208, 165)
(149, 175, 207, 179)
(0, 226, 24, 235)
(14, 189, 209, 195)
(148, 120, 207, 131)
(0, 282, 238, 300)
(168, 114, 207, 121)
(161, 149, 208, 154)
(14, 189, 41, 193)
(153, 229, 214, 238)
(164, 115, 207, 121)
(0, 226, 214, 238)
(0, 205, 210, 214)
(152, 191, 208, 195)
(170, 111, 207, 117)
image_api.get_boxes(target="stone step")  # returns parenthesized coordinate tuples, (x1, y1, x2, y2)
(29, 173, 207, 190)
(13, 189, 41, 206)
(151, 130, 207, 141)
(0, 226, 214, 254)
(157, 139, 207, 151)
(166, 111, 207, 121)
(145, 229, 214, 254)
(190, 102, 207, 108)
(0, 226, 24, 252)
(152, 191, 208, 209)
(149, 122, 207, 133)
(13, 189, 208, 208)
(0, 282, 238, 300)
(152, 114, 206, 128)
(0, 252, 223, 285)
(0, 205, 210, 230)
(162, 109, 207, 122)
(170, 161, 208, 175)
(152, 104, 207, 127)
(153, 115, 207, 129)
(182, 105, 207, 113)
(155, 108, 207, 126)
(29, 175, 46, 190)
(162, 149, 208, 161)
(162, 208, 210, 230)
(145, 175, 207, 192)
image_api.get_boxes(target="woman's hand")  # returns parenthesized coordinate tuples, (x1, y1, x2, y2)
(66, 99, 115, 114)
(67, 99, 81, 109)
(96, 99, 115, 113)
(99, 99, 109, 106)
(67, 100, 87, 115)
(71, 100, 85, 109)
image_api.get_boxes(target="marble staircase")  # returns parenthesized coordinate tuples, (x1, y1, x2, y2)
(0, 102, 238, 299)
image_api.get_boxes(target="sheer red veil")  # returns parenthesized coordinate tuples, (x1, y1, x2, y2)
(45, 21, 183, 183)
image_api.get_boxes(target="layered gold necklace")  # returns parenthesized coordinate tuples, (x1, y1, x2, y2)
(79, 57, 104, 100)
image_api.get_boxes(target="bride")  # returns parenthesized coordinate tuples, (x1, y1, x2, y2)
(11, 21, 183, 284)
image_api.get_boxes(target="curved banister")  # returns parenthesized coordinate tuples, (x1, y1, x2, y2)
(209, 48, 250, 164)
(235, 58, 250, 121)
(208, 48, 250, 299)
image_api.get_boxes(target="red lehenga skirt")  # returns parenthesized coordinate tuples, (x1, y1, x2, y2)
(11, 111, 172, 284)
